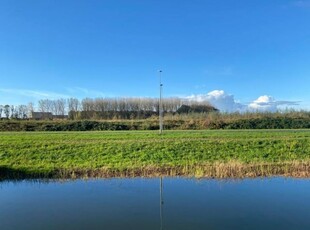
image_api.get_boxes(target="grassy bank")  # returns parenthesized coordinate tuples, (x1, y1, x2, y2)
(1, 130, 310, 179)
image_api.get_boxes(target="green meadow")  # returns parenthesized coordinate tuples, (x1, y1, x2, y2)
(1, 130, 310, 179)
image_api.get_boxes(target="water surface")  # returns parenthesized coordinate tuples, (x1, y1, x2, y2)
(1, 178, 310, 230)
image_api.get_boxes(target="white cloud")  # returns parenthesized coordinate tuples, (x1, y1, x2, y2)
(187, 90, 245, 112)
(248, 95, 300, 112)
(186, 90, 300, 113)
(248, 96, 277, 112)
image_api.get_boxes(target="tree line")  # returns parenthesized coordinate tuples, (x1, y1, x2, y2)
(0, 97, 216, 120)
(0, 104, 31, 119)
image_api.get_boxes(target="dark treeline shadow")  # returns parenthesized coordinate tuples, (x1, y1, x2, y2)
(0, 166, 54, 182)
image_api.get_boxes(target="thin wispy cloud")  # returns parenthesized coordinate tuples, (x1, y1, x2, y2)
(64, 87, 106, 97)
(0, 87, 108, 105)
(0, 87, 110, 107)
(0, 88, 70, 100)
(292, 0, 310, 8)
(194, 84, 207, 90)
(204, 66, 234, 77)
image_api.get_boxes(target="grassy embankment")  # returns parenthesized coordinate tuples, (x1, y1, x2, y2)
(1, 111, 310, 131)
(1, 130, 310, 180)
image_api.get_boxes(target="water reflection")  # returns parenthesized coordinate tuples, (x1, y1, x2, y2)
(1, 177, 310, 230)
(160, 177, 164, 230)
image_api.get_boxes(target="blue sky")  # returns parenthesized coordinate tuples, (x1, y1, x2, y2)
(1, 0, 310, 111)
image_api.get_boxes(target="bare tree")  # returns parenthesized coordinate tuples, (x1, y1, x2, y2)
(81, 98, 94, 111)
(37, 100, 45, 112)
(27, 102, 34, 118)
(67, 98, 80, 119)
(4, 105, 10, 119)
(17, 105, 28, 119)
(67, 98, 80, 112)
(57, 99, 66, 115)
(38, 99, 53, 113)
(10, 105, 15, 118)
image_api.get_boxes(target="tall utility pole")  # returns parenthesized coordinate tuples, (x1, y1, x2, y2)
(159, 70, 163, 134)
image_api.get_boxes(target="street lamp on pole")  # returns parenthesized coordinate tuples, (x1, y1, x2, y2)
(159, 70, 163, 134)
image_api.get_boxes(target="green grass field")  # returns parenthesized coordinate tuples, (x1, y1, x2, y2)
(1, 130, 310, 179)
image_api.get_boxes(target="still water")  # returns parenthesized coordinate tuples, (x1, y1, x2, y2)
(1, 177, 310, 230)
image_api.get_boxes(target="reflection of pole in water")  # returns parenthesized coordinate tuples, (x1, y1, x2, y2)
(160, 177, 164, 230)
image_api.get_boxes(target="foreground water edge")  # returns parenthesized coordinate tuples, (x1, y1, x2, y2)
(1, 177, 310, 230)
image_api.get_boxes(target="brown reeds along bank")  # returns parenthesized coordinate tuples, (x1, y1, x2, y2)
(0, 130, 310, 180)
(1, 162, 310, 180)
(55, 161, 310, 178)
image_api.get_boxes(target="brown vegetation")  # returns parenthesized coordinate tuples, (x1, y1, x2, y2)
(2, 161, 310, 180)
